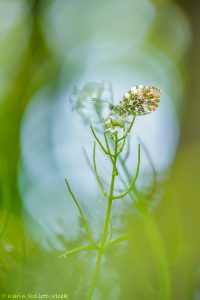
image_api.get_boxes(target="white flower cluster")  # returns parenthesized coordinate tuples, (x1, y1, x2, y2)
(103, 114, 126, 136)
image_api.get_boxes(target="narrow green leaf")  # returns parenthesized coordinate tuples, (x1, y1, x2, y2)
(65, 179, 97, 247)
(59, 244, 96, 259)
(90, 125, 109, 155)
(105, 232, 134, 250)
(112, 144, 140, 200)
(92, 142, 108, 199)
(117, 115, 136, 142)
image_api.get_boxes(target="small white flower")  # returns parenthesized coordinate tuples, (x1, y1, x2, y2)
(103, 113, 127, 137)
(125, 93, 130, 99)
(131, 86, 137, 93)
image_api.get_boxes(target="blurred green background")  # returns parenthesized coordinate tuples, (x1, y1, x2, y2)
(0, 0, 200, 299)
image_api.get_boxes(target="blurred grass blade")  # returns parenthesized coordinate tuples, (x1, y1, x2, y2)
(139, 139, 157, 200)
(0, 158, 11, 239)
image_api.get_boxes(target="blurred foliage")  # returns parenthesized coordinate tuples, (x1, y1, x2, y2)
(0, 0, 200, 299)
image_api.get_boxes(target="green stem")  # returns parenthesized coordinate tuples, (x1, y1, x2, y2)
(87, 139, 118, 300)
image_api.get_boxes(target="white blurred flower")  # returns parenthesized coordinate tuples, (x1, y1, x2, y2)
(70, 82, 111, 124)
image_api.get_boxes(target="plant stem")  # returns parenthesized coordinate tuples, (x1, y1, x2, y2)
(87, 139, 118, 300)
